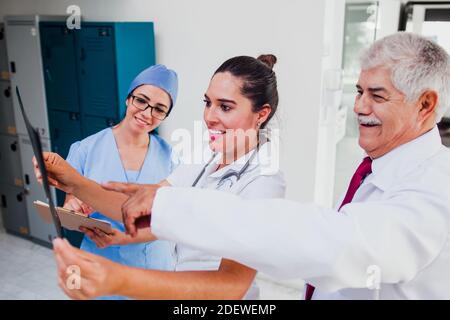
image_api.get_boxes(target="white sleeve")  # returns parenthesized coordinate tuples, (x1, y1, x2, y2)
(151, 186, 448, 293)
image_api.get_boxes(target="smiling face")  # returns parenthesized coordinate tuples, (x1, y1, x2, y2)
(355, 66, 435, 159)
(123, 84, 171, 134)
(203, 72, 270, 161)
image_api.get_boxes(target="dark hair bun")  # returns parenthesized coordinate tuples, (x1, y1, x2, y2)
(257, 54, 277, 70)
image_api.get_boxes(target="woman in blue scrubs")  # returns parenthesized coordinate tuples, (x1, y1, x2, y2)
(36, 55, 285, 300)
(63, 64, 179, 298)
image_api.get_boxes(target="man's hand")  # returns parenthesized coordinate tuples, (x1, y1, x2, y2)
(32, 152, 81, 194)
(101, 182, 161, 237)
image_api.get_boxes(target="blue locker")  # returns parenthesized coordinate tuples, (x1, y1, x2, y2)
(76, 25, 117, 119)
(113, 23, 156, 118)
(48, 109, 82, 208)
(40, 21, 155, 137)
(40, 25, 79, 113)
(81, 114, 116, 138)
(48, 110, 82, 159)
(48, 109, 83, 246)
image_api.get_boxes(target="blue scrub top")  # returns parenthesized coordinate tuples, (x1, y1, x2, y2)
(66, 128, 178, 298)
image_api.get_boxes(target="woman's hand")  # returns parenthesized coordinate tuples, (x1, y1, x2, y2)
(79, 227, 130, 248)
(64, 196, 94, 217)
(32, 152, 81, 194)
(53, 238, 124, 299)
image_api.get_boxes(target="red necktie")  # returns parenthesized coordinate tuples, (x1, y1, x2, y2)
(305, 156, 372, 300)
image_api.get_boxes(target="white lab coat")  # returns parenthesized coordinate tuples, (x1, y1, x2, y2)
(165, 141, 286, 299)
(151, 127, 450, 299)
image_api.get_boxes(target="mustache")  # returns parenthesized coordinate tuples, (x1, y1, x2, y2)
(357, 115, 382, 126)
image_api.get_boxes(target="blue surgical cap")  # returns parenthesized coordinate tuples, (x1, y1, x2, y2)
(127, 64, 178, 110)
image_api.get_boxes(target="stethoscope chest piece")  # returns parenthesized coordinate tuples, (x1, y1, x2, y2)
(216, 170, 239, 189)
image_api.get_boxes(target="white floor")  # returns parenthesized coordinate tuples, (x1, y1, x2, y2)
(0, 224, 302, 300)
(0, 227, 67, 300)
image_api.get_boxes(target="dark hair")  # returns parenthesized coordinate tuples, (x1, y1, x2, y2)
(214, 54, 278, 129)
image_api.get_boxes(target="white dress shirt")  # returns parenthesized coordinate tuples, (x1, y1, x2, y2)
(152, 127, 450, 299)
(165, 142, 286, 299)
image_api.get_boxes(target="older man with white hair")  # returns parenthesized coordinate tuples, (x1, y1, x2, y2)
(51, 32, 450, 299)
(141, 32, 450, 300)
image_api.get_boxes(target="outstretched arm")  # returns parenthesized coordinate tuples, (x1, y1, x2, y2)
(33, 152, 149, 222)
(54, 238, 255, 300)
(149, 186, 448, 293)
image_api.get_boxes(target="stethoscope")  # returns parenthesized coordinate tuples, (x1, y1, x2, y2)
(191, 143, 261, 189)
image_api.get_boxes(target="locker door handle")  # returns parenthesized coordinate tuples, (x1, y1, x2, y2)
(10, 141, 17, 152)
(4, 86, 10, 98)
(1, 195, 6, 208)
(25, 174, 30, 185)
(16, 192, 23, 202)
(45, 68, 53, 82)
(45, 46, 51, 59)
(80, 48, 86, 61)
(70, 112, 80, 120)
(10, 61, 16, 73)
(98, 28, 110, 37)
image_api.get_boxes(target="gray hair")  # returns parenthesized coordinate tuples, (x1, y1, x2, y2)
(360, 32, 450, 122)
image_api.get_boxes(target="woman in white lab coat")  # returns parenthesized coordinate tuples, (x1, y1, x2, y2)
(35, 54, 286, 299)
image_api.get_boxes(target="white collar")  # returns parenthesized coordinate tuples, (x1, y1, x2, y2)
(207, 141, 277, 179)
(370, 126, 443, 191)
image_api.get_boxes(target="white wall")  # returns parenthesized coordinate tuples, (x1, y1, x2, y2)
(0, 0, 335, 203)
(376, 0, 402, 40)
(314, 0, 346, 207)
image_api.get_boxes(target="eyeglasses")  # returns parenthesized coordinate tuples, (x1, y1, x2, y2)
(130, 95, 169, 120)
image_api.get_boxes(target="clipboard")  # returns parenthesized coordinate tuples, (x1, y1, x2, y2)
(15, 86, 63, 238)
(33, 200, 113, 235)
